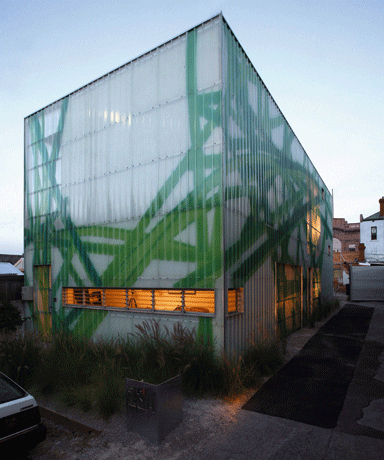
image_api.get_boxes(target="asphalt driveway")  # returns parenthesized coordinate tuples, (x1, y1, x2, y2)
(242, 305, 375, 429)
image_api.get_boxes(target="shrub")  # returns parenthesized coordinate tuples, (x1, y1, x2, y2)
(0, 319, 290, 410)
(182, 338, 223, 396)
(0, 301, 23, 333)
(122, 320, 196, 384)
(34, 331, 97, 395)
(93, 357, 124, 420)
(218, 356, 244, 398)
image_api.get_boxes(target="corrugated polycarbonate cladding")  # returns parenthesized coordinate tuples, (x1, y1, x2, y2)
(24, 15, 333, 348)
(25, 16, 225, 338)
(221, 21, 333, 355)
(61, 39, 190, 226)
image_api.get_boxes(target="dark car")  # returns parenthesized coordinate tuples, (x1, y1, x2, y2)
(0, 372, 46, 454)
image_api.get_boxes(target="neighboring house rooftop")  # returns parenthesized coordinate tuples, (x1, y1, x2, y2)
(0, 262, 24, 276)
(362, 212, 384, 222)
(362, 197, 384, 222)
(0, 254, 23, 265)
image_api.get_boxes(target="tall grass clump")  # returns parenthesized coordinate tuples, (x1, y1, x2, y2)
(0, 331, 42, 388)
(93, 356, 125, 420)
(0, 319, 290, 414)
(118, 320, 197, 385)
(126, 320, 232, 397)
(182, 338, 223, 396)
(35, 330, 97, 396)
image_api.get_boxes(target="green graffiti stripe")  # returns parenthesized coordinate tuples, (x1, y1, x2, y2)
(231, 202, 311, 285)
(221, 19, 332, 288)
(96, 33, 222, 289)
(71, 309, 108, 339)
(197, 317, 213, 345)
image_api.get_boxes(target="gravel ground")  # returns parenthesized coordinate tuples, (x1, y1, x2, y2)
(15, 306, 343, 460)
(27, 391, 255, 460)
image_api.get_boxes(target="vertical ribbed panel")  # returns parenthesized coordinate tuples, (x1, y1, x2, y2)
(24, 15, 333, 346)
(221, 20, 333, 357)
(24, 16, 224, 338)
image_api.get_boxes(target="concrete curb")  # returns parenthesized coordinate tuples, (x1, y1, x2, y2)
(39, 406, 102, 436)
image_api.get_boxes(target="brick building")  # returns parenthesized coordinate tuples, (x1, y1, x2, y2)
(333, 218, 360, 291)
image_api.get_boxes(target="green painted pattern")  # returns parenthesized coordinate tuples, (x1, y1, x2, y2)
(25, 23, 223, 338)
(222, 22, 332, 286)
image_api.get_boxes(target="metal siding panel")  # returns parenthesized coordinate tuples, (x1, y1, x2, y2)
(350, 266, 384, 301)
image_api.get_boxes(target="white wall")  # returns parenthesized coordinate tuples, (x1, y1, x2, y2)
(361, 219, 384, 263)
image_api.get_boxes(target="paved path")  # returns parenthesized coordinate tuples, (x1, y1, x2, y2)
(200, 300, 384, 459)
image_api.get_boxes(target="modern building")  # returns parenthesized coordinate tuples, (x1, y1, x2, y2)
(360, 197, 384, 265)
(24, 14, 333, 356)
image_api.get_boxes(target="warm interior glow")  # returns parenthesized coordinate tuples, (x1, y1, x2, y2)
(154, 290, 182, 311)
(62, 287, 220, 314)
(228, 288, 243, 313)
(184, 290, 214, 313)
(104, 289, 126, 308)
(63, 287, 243, 314)
(127, 289, 153, 309)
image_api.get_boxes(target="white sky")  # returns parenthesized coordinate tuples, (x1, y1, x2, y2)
(1, 0, 383, 254)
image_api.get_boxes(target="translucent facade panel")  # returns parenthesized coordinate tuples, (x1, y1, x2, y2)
(25, 15, 332, 347)
(59, 95, 190, 227)
(221, 20, 333, 355)
(196, 21, 221, 91)
(222, 21, 333, 291)
(158, 37, 187, 104)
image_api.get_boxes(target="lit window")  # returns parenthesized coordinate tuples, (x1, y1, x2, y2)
(104, 289, 127, 308)
(228, 288, 244, 313)
(128, 289, 153, 309)
(62, 287, 216, 314)
(84, 289, 103, 306)
(154, 290, 182, 312)
(184, 290, 215, 314)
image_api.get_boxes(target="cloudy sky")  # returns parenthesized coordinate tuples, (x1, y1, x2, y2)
(1, 0, 383, 254)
